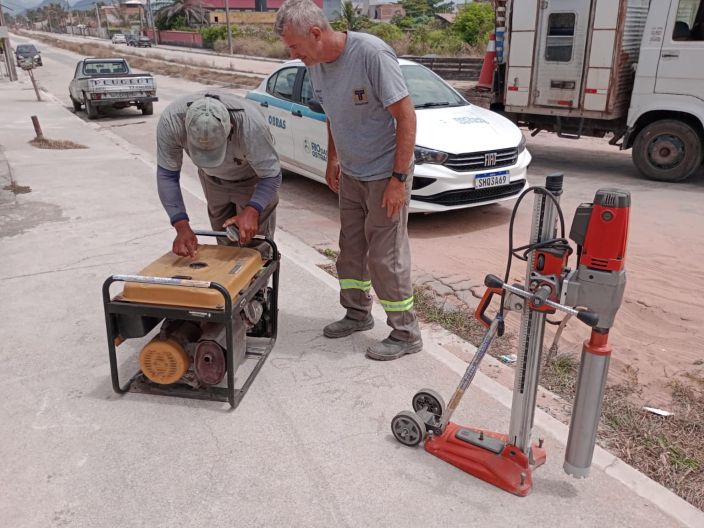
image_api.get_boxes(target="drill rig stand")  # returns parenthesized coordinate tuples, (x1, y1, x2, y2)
(390, 174, 630, 496)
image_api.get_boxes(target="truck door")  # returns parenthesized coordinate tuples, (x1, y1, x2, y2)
(655, 0, 704, 101)
(532, 0, 592, 108)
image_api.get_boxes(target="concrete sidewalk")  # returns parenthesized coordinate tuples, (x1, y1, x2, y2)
(0, 78, 701, 528)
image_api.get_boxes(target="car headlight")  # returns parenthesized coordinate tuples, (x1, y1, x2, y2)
(34, 54, 40, 59)
(517, 135, 527, 154)
(414, 146, 448, 165)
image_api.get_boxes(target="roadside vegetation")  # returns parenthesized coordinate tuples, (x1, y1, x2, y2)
(16, 32, 261, 91)
(10, 1, 493, 59)
(317, 249, 703, 510)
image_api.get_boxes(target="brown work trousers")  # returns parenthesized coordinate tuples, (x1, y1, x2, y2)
(336, 173, 421, 342)
(198, 169, 277, 250)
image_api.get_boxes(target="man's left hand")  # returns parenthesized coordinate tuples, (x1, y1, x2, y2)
(382, 177, 407, 219)
(223, 206, 260, 245)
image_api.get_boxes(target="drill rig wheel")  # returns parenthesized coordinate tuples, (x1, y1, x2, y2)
(412, 388, 446, 417)
(391, 411, 426, 447)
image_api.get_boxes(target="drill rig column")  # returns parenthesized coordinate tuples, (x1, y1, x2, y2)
(563, 189, 630, 477)
(508, 174, 564, 454)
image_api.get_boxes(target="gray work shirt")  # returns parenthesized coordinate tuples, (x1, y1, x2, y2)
(157, 91, 280, 181)
(308, 32, 410, 181)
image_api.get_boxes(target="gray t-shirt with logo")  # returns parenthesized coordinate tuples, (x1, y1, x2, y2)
(308, 32, 410, 181)
(157, 91, 280, 181)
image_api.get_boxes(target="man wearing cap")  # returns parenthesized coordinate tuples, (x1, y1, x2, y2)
(156, 91, 281, 257)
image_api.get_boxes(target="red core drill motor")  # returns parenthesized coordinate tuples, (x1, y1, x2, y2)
(390, 174, 630, 495)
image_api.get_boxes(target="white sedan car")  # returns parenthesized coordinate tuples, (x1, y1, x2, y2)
(246, 59, 531, 213)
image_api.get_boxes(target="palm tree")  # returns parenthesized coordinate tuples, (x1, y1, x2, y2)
(335, 1, 366, 31)
(158, 0, 207, 28)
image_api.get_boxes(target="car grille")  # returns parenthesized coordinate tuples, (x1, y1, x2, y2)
(413, 180, 526, 207)
(443, 147, 518, 172)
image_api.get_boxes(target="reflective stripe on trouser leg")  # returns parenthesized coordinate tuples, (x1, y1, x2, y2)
(337, 174, 372, 321)
(364, 177, 421, 342)
(379, 296, 414, 312)
(339, 279, 371, 292)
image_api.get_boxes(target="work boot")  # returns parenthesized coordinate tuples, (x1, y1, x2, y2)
(323, 315, 374, 338)
(366, 336, 423, 361)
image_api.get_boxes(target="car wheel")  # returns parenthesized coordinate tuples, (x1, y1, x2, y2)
(85, 99, 98, 119)
(71, 96, 81, 111)
(632, 119, 703, 182)
(141, 102, 154, 116)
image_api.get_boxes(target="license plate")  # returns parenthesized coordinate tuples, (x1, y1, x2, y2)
(475, 170, 509, 189)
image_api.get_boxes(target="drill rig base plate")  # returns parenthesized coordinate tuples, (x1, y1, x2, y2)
(425, 422, 546, 497)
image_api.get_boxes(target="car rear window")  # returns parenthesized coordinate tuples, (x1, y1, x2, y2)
(83, 61, 128, 75)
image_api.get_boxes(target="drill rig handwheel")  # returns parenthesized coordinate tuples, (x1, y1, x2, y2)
(412, 388, 446, 417)
(391, 411, 427, 447)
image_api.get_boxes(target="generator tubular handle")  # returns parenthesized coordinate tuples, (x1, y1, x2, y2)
(483, 274, 600, 327)
(193, 229, 280, 260)
(474, 286, 504, 328)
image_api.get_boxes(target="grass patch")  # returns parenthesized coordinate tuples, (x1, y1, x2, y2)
(29, 137, 87, 149)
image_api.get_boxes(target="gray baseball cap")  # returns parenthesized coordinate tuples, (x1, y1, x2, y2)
(185, 96, 232, 168)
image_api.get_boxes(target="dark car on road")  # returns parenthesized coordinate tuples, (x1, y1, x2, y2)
(15, 44, 42, 67)
(136, 36, 152, 48)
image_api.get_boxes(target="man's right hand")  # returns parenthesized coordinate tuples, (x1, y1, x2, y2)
(173, 220, 198, 258)
(325, 161, 341, 194)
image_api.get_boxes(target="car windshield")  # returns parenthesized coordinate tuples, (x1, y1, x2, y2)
(401, 65, 468, 108)
(17, 45, 38, 55)
(83, 61, 128, 75)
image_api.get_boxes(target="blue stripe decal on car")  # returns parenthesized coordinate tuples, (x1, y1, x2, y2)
(247, 92, 326, 123)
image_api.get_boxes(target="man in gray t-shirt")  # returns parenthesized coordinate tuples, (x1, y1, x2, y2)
(156, 91, 281, 257)
(276, 0, 422, 361)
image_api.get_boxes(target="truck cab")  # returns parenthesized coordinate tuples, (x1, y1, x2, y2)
(626, 0, 704, 181)
(494, 0, 704, 182)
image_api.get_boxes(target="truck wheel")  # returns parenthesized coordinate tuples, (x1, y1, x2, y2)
(85, 99, 98, 119)
(71, 96, 81, 112)
(632, 120, 703, 182)
(142, 102, 154, 116)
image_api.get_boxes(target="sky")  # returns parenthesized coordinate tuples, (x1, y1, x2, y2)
(2, 0, 78, 11)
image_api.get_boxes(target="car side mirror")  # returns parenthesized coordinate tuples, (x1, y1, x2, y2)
(308, 99, 324, 114)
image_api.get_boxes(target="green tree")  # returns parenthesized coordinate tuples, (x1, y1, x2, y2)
(366, 22, 404, 45)
(157, 0, 207, 28)
(200, 24, 232, 46)
(452, 2, 494, 46)
(332, 1, 369, 31)
(400, 0, 453, 19)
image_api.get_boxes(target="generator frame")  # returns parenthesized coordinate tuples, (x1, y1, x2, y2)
(101, 235, 280, 409)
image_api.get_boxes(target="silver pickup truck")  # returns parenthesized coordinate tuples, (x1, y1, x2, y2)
(69, 58, 158, 119)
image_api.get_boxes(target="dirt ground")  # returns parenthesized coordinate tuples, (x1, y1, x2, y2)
(411, 130, 704, 408)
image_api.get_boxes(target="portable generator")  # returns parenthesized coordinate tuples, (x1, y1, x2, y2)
(102, 229, 280, 408)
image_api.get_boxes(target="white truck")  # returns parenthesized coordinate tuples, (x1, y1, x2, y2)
(69, 58, 158, 119)
(487, 0, 704, 182)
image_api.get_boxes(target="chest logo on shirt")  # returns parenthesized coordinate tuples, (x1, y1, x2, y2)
(352, 88, 369, 105)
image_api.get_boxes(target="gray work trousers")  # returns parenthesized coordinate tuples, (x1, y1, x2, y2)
(336, 173, 421, 342)
(198, 169, 277, 250)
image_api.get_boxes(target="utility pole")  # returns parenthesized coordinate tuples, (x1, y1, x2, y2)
(0, 1, 19, 81)
(95, 3, 102, 37)
(225, 0, 232, 55)
(146, 0, 158, 45)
